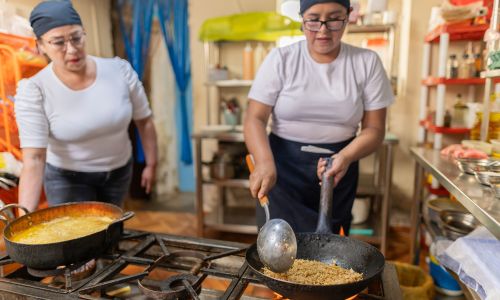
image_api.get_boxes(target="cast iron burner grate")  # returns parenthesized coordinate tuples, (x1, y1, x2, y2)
(0, 230, 401, 300)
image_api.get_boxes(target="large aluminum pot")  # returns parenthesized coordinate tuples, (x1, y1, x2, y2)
(0, 201, 133, 269)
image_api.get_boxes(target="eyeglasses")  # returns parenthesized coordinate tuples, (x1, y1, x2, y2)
(303, 18, 348, 32)
(43, 32, 86, 51)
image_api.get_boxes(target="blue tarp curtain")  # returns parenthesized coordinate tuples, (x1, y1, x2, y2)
(117, 0, 193, 165)
(156, 0, 192, 164)
(117, 0, 154, 163)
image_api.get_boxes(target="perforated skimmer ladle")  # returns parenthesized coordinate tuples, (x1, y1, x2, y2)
(246, 155, 297, 273)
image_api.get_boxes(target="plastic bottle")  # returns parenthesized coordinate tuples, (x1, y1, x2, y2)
(474, 53, 482, 77)
(458, 54, 471, 78)
(489, 84, 500, 141)
(444, 110, 452, 127)
(253, 42, 265, 75)
(451, 94, 468, 128)
(446, 54, 458, 78)
(242, 43, 254, 80)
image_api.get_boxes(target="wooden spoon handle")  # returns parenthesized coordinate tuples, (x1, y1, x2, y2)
(245, 154, 269, 207)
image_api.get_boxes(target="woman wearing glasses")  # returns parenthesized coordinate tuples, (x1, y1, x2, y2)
(244, 0, 394, 234)
(14, 1, 158, 212)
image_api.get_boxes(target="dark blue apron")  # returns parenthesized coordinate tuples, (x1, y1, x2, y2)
(256, 133, 359, 234)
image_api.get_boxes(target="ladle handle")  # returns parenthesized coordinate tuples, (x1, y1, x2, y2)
(316, 157, 334, 234)
(245, 154, 269, 207)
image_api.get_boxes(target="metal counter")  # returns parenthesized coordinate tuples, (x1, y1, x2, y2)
(410, 147, 500, 263)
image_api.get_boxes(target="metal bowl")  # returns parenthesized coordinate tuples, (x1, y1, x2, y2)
(426, 198, 466, 224)
(455, 158, 489, 175)
(473, 171, 500, 186)
(438, 210, 479, 240)
(491, 183, 500, 199)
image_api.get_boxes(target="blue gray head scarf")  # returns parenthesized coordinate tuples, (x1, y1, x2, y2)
(29, 0, 82, 38)
(300, 0, 351, 15)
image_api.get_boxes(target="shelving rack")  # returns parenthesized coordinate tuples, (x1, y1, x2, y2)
(418, 23, 490, 151)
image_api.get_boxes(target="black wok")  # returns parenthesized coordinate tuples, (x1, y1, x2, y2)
(246, 158, 385, 300)
(0, 201, 133, 270)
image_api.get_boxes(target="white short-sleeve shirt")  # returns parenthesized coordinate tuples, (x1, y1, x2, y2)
(248, 40, 394, 144)
(14, 56, 152, 172)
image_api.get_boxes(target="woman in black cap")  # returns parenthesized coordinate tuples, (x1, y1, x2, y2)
(244, 0, 394, 234)
(15, 0, 158, 212)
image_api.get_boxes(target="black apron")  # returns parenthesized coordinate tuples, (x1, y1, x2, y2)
(256, 133, 359, 234)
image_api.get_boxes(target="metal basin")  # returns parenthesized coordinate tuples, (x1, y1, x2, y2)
(438, 210, 479, 240)
(455, 158, 489, 175)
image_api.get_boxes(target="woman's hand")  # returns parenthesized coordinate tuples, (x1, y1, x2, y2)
(141, 164, 156, 194)
(317, 153, 352, 187)
(249, 160, 277, 199)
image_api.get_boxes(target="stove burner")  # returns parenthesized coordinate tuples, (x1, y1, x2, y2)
(28, 259, 97, 290)
(138, 251, 210, 300)
(139, 273, 203, 300)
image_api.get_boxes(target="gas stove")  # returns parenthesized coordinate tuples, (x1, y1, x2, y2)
(0, 230, 401, 299)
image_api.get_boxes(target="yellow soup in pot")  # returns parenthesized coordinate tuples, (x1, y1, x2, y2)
(11, 216, 115, 244)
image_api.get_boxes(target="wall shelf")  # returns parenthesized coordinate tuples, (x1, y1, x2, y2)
(421, 77, 485, 86)
(425, 23, 489, 43)
(419, 120, 470, 134)
(205, 80, 253, 87)
(347, 24, 394, 34)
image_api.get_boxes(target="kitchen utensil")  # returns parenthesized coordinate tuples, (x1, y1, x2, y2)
(472, 170, 499, 186)
(426, 198, 467, 223)
(246, 156, 385, 300)
(438, 210, 479, 240)
(0, 201, 134, 269)
(490, 183, 500, 198)
(455, 157, 489, 174)
(245, 154, 297, 273)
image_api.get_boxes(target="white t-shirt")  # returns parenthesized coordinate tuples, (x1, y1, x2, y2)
(15, 56, 152, 172)
(248, 40, 394, 144)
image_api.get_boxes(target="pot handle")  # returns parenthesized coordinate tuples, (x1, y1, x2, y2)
(315, 157, 334, 234)
(105, 211, 135, 244)
(0, 204, 29, 225)
(111, 211, 135, 225)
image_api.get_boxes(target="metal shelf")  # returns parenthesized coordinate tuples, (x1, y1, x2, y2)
(350, 212, 382, 245)
(193, 129, 244, 142)
(347, 24, 394, 34)
(357, 173, 382, 196)
(205, 80, 253, 87)
(202, 179, 249, 188)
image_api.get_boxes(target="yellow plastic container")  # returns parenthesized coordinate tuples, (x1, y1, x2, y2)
(393, 261, 435, 300)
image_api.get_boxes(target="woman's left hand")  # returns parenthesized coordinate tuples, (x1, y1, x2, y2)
(321, 153, 352, 187)
(141, 165, 156, 194)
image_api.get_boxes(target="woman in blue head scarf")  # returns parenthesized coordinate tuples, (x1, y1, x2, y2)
(244, 0, 394, 234)
(15, 0, 158, 213)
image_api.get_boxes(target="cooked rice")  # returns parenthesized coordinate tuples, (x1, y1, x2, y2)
(262, 259, 363, 285)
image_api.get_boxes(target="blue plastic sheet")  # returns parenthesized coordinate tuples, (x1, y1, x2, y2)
(157, 0, 192, 164)
(117, 0, 154, 163)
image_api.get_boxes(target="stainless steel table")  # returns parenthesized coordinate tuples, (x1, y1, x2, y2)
(410, 147, 500, 264)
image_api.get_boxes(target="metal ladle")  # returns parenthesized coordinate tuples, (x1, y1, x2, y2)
(246, 155, 297, 273)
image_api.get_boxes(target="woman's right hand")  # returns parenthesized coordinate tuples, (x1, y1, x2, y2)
(249, 160, 277, 200)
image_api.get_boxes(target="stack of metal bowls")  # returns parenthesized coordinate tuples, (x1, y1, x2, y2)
(491, 183, 500, 198)
(455, 158, 490, 174)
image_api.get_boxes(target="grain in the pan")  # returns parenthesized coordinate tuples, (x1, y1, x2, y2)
(262, 259, 363, 285)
